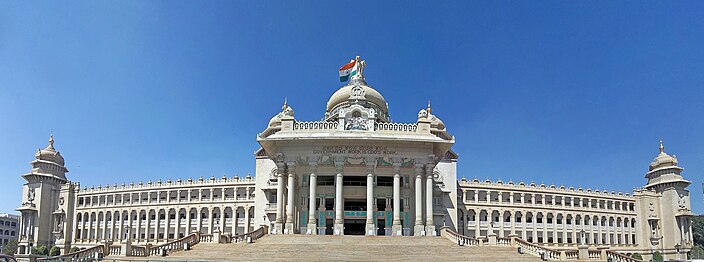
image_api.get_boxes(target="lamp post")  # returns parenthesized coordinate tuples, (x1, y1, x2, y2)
(675, 243, 681, 261)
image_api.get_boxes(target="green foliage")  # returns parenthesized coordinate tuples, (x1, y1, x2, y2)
(652, 251, 663, 262)
(693, 215, 704, 247)
(2, 240, 18, 255)
(49, 246, 60, 256)
(630, 253, 642, 260)
(31, 245, 48, 256)
(69, 246, 80, 253)
(691, 245, 704, 259)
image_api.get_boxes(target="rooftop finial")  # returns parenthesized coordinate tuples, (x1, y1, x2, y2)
(282, 97, 288, 110)
(427, 99, 432, 113)
(659, 140, 664, 153)
(49, 133, 55, 149)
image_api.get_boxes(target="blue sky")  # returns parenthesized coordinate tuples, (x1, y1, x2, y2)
(1, 1, 703, 214)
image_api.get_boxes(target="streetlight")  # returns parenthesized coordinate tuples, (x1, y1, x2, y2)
(675, 243, 681, 261)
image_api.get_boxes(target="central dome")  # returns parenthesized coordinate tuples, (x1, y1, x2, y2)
(325, 84, 389, 115)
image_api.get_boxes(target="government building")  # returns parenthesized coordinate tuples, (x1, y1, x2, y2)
(14, 57, 694, 261)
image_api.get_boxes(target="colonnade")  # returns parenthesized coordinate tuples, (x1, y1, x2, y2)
(274, 161, 437, 236)
(460, 208, 637, 247)
(74, 206, 254, 244)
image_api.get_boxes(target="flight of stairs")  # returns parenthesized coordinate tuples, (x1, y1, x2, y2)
(164, 235, 544, 261)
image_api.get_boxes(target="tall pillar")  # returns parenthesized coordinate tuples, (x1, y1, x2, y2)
(244, 206, 250, 233)
(413, 164, 425, 236)
(164, 210, 171, 241)
(425, 166, 435, 236)
(365, 161, 376, 236)
(274, 162, 285, 234)
(285, 162, 296, 234)
(186, 210, 192, 234)
(334, 163, 345, 235)
(391, 167, 402, 236)
(307, 163, 318, 234)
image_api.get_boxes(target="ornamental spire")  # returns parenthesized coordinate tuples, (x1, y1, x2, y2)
(427, 99, 432, 113)
(48, 133, 55, 149)
(659, 140, 664, 154)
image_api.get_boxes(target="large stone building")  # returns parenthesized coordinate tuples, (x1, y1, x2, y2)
(0, 213, 20, 253)
(15, 57, 694, 260)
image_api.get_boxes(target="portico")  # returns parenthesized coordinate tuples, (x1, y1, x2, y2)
(255, 56, 456, 236)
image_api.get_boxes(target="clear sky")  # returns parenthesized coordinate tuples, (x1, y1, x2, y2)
(1, 1, 703, 215)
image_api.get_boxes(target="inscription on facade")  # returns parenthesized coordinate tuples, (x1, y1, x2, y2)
(313, 146, 397, 155)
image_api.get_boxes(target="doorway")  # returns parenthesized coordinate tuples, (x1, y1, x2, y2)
(344, 219, 365, 235)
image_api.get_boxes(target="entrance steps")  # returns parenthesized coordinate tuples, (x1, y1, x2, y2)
(165, 234, 545, 261)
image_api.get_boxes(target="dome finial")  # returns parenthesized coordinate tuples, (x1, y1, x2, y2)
(427, 99, 432, 113)
(49, 133, 55, 149)
(659, 140, 664, 153)
(282, 97, 288, 110)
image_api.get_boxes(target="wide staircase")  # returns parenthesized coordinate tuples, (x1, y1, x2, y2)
(166, 234, 543, 262)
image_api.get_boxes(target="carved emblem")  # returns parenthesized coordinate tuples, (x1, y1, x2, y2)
(345, 111, 368, 130)
(59, 196, 65, 206)
(678, 194, 686, 208)
(28, 188, 35, 202)
(349, 86, 365, 99)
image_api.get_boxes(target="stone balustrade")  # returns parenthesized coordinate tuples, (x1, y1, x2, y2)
(440, 227, 642, 262)
(293, 121, 338, 131)
(375, 122, 418, 132)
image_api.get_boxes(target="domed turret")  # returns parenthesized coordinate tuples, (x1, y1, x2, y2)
(326, 84, 389, 116)
(649, 140, 678, 171)
(35, 134, 65, 166)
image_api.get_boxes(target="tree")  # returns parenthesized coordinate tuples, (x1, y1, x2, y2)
(49, 246, 60, 256)
(31, 245, 48, 256)
(630, 253, 643, 260)
(2, 240, 18, 255)
(69, 246, 80, 253)
(693, 215, 704, 247)
(652, 251, 664, 262)
(691, 245, 704, 259)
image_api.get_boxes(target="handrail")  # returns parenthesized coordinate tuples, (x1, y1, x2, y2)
(514, 238, 561, 261)
(440, 227, 481, 246)
(147, 232, 200, 256)
(606, 250, 642, 262)
(227, 226, 268, 243)
(37, 245, 103, 261)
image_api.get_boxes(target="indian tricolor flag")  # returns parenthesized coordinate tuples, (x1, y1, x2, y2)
(338, 60, 357, 82)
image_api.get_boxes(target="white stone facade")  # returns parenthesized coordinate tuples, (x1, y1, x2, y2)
(14, 59, 694, 261)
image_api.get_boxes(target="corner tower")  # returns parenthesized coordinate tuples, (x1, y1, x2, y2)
(16, 135, 76, 254)
(634, 141, 693, 260)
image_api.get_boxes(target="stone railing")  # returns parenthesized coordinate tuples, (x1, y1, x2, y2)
(108, 245, 121, 256)
(515, 238, 561, 261)
(38, 244, 104, 261)
(375, 122, 417, 132)
(440, 227, 638, 261)
(294, 121, 339, 131)
(130, 245, 147, 256)
(223, 226, 269, 244)
(147, 232, 199, 256)
(606, 250, 642, 262)
(440, 227, 481, 246)
(200, 234, 213, 243)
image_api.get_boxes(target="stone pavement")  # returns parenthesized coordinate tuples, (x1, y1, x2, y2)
(111, 235, 546, 262)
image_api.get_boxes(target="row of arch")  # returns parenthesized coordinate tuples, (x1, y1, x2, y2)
(2, 230, 14, 236)
(461, 190, 636, 212)
(77, 187, 256, 207)
(459, 209, 638, 246)
(1, 221, 17, 227)
(74, 206, 254, 243)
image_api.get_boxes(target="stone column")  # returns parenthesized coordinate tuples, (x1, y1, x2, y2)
(474, 191, 479, 204)
(391, 165, 402, 236)
(197, 208, 203, 233)
(164, 210, 171, 241)
(425, 166, 435, 236)
(334, 163, 345, 235)
(186, 210, 192, 234)
(274, 162, 285, 234)
(285, 162, 296, 234)
(307, 163, 318, 234)
(135, 212, 141, 242)
(244, 206, 250, 233)
(413, 164, 425, 236)
(365, 160, 376, 236)
(499, 211, 505, 237)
